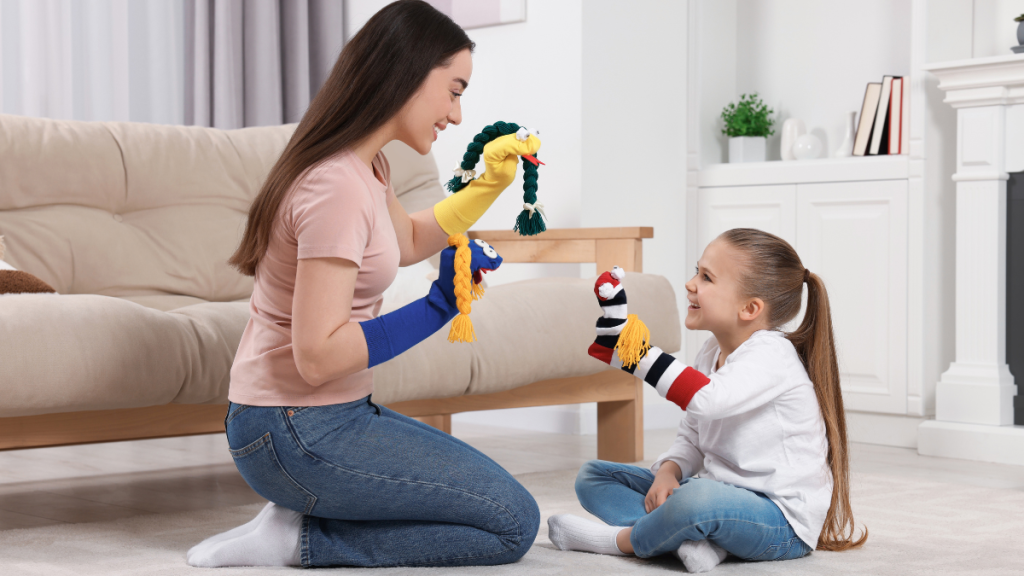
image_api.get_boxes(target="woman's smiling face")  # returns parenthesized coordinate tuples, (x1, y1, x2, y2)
(393, 49, 473, 154)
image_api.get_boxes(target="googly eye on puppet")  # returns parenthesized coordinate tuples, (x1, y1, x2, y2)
(445, 121, 547, 237)
(473, 238, 498, 259)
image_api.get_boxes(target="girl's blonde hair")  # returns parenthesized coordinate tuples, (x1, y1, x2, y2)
(718, 228, 867, 552)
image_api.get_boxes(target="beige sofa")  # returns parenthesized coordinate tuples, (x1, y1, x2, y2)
(0, 114, 680, 462)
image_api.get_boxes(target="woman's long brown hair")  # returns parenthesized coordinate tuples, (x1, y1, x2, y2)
(229, 0, 474, 276)
(720, 228, 868, 552)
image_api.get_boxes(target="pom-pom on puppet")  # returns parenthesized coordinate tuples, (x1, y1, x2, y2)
(446, 121, 547, 236)
(445, 234, 502, 343)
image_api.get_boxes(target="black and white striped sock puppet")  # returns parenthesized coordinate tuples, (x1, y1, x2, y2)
(587, 267, 711, 409)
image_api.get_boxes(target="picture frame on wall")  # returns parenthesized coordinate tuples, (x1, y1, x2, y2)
(425, 0, 526, 29)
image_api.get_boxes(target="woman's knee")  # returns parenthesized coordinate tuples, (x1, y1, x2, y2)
(495, 485, 539, 564)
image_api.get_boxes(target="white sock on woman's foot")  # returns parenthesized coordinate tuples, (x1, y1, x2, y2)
(675, 539, 728, 573)
(186, 501, 275, 564)
(547, 514, 626, 556)
(187, 503, 303, 567)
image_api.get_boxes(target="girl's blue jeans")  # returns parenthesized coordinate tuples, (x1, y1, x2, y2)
(224, 397, 539, 568)
(575, 460, 813, 561)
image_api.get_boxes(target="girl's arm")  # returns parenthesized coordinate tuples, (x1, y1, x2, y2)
(588, 269, 797, 421)
(651, 415, 703, 479)
(646, 418, 700, 512)
(388, 199, 450, 267)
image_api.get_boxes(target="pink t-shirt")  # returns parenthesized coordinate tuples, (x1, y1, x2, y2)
(229, 150, 400, 406)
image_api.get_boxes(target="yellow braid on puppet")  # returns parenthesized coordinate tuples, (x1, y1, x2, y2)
(447, 234, 482, 343)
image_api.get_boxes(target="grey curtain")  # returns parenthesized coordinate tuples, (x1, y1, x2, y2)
(183, 0, 344, 129)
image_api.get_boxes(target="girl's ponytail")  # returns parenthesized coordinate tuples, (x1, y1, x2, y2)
(787, 271, 867, 551)
(719, 228, 867, 552)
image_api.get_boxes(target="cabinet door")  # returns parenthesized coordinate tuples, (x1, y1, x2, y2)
(797, 181, 908, 414)
(692, 185, 797, 357)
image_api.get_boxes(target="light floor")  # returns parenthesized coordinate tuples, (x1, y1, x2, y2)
(1, 423, 1022, 531)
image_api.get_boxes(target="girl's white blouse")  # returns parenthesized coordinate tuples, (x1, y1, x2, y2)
(652, 329, 832, 549)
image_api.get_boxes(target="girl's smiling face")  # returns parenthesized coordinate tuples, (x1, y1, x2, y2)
(392, 48, 472, 154)
(684, 239, 763, 334)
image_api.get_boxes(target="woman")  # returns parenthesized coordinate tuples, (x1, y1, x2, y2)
(186, 0, 541, 568)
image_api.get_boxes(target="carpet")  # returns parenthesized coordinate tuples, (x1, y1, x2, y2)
(0, 467, 1021, 575)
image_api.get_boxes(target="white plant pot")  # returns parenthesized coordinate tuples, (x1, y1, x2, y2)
(728, 136, 766, 163)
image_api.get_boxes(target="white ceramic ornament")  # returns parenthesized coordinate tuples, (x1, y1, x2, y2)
(792, 133, 823, 160)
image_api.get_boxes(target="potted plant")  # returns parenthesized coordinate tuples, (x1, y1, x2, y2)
(721, 93, 775, 163)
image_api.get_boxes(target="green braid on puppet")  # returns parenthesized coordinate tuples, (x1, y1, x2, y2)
(446, 121, 547, 236)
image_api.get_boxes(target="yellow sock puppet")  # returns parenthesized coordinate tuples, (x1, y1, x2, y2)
(433, 121, 544, 237)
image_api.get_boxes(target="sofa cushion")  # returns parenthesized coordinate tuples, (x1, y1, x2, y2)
(0, 272, 679, 417)
(0, 295, 247, 417)
(0, 115, 444, 304)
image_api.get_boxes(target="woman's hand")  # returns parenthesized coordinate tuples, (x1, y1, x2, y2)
(479, 133, 541, 187)
(645, 462, 682, 513)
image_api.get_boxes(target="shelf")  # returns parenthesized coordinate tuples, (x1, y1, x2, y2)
(698, 155, 910, 188)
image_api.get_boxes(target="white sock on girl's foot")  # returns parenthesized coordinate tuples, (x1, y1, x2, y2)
(547, 514, 626, 556)
(187, 503, 303, 567)
(186, 501, 275, 564)
(675, 539, 728, 573)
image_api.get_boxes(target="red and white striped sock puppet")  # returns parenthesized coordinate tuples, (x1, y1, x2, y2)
(587, 267, 711, 409)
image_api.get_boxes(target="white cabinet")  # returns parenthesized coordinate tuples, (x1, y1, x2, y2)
(796, 181, 908, 414)
(692, 159, 910, 415)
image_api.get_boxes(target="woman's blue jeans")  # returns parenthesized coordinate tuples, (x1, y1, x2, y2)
(575, 460, 812, 561)
(224, 397, 540, 568)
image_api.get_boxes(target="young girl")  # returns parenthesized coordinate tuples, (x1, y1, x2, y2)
(548, 228, 867, 572)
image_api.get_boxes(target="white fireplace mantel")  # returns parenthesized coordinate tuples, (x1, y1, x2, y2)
(917, 54, 1024, 466)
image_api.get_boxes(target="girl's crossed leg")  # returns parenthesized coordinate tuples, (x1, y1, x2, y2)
(564, 460, 811, 562)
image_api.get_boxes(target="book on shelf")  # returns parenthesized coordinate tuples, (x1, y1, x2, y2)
(853, 82, 882, 156)
(900, 75, 910, 155)
(868, 75, 894, 155)
(889, 77, 903, 154)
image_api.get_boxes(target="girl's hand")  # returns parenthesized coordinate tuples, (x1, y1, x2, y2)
(647, 461, 679, 510)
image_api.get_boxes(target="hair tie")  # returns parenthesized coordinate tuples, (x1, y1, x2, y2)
(803, 268, 811, 283)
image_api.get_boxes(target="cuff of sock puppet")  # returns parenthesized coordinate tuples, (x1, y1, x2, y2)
(359, 318, 394, 369)
(656, 366, 710, 410)
(433, 197, 475, 236)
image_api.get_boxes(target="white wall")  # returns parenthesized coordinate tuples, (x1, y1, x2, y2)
(972, 0, 1024, 58)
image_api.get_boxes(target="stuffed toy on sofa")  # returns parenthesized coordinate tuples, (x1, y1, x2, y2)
(0, 236, 57, 295)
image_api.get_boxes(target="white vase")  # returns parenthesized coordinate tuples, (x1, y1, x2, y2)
(728, 137, 766, 163)
(780, 119, 806, 161)
(834, 111, 857, 157)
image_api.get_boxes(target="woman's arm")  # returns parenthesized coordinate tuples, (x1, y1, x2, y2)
(292, 257, 369, 387)
(389, 199, 450, 267)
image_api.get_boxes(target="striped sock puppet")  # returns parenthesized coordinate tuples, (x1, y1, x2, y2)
(587, 267, 711, 410)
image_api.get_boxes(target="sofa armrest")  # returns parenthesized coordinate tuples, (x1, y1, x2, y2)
(467, 227, 654, 273)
